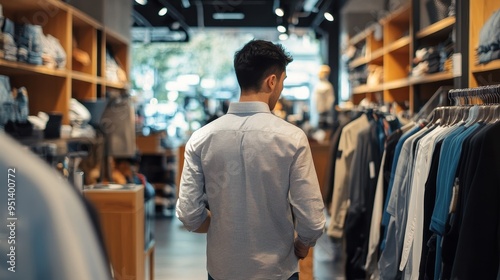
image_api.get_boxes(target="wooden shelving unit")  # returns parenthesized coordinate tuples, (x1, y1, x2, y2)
(0, 0, 130, 124)
(345, 1, 461, 115)
(469, 0, 500, 87)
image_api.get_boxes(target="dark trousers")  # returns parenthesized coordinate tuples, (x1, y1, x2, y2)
(208, 272, 299, 280)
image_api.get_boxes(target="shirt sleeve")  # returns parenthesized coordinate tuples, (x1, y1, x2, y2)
(288, 133, 326, 247)
(176, 138, 208, 232)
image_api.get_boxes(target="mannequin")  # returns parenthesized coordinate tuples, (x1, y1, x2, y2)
(314, 65, 335, 129)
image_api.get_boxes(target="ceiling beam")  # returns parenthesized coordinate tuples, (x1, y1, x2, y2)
(132, 10, 153, 27)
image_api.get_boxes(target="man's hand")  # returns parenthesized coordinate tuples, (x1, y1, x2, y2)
(294, 238, 310, 259)
(193, 210, 211, 233)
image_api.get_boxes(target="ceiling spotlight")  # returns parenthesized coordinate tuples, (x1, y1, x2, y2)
(324, 12, 334, 22)
(279, 33, 289, 41)
(275, 7, 284, 17)
(171, 22, 181, 30)
(277, 25, 286, 33)
(181, 0, 191, 8)
(135, 0, 147, 5)
(159, 7, 168, 16)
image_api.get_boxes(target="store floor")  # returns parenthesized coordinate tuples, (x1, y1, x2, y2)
(154, 217, 208, 279)
(153, 214, 344, 280)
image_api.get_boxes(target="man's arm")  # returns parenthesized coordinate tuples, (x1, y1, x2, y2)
(176, 140, 210, 233)
(289, 133, 326, 248)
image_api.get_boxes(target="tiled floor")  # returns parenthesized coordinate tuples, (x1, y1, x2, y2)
(153, 215, 343, 280)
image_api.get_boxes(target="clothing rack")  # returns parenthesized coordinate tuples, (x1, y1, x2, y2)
(448, 84, 500, 105)
(374, 84, 500, 280)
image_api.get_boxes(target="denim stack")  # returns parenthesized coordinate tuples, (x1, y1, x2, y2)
(40, 34, 66, 69)
(0, 75, 13, 129)
(15, 24, 43, 65)
(0, 3, 66, 67)
(0, 75, 30, 133)
(14, 86, 29, 123)
(0, 18, 17, 61)
(477, 9, 500, 64)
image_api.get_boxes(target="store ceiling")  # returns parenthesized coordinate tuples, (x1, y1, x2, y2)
(132, 0, 338, 42)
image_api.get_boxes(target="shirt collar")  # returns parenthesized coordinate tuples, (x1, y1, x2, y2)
(227, 102, 271, 114)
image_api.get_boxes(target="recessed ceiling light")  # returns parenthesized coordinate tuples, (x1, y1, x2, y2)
(279, 33, 289, 41)
(213, 13, 245, 20)
(324, 12, 334, 22)
(159, 7, 168, 16)
(275, 7, 284, 17)
(135, 0, 147, 5)
(277, 25, 286, 33)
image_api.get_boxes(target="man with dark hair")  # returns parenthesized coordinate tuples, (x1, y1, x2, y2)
(176, 39, 325, 280)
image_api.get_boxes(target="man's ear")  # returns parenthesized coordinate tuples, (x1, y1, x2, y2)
(264, 74, 277, 92)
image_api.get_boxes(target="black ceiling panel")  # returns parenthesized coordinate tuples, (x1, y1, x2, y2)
(133, 0, 329, 28)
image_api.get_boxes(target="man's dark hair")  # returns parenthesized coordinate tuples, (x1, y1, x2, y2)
(234, 40, 293, 92)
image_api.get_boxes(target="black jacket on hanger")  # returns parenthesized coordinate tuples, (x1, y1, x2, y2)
(450, 122, 500, 279)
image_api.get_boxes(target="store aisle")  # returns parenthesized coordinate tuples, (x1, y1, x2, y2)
(153, 215, 340, 280)
(154, 217, 208, 280)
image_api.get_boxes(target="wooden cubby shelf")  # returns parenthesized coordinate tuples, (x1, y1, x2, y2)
(410, 71, 454, 85)
(72, 71, 98, 84)
(416, 16, 456, 39)
(385, 36, 411, 54)
(469, 0, 500, 87)
(371, 48, 385, 64)
(385, 78, 411, 90)
(349, 57, 370, 70)
(471, 60, 500, 75)
(0, 0, 130, 124)
(352, 84, 384, 94)
(345, 1, 466, 115)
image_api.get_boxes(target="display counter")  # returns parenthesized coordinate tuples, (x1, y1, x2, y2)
(83, 184, 154, 280)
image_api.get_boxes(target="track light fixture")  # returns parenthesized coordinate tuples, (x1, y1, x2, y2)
(324, 12, 334, 22)
(159, 7, 168, 16)
(275, 7, 284, 17)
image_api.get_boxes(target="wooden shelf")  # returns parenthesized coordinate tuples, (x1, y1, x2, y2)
(385, 36, 411, 54)
(105, 28, 130, 46)
(0, 59, 67, 78)
(105, 80, 129, 90)
(416, 16, 456, 39)
(410, 71, 454, 85)
(71, 7, 102, 29)
(352, 83, 384, 94)
(371, 48, 385, 64)
(348, 26, 374, 46)
(471, 60, 500, 74)
(0, 0, 66, 11)
(349, 56, 370, 69)
(384, 78, 411, 90)
(380, 3, 411, 25)
(72, 71, 97, 83)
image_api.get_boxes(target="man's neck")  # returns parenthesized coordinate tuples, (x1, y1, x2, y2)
(239, 91, 269, 105)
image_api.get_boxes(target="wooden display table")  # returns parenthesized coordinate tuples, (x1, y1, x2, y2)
(83, 184, 152, 280)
